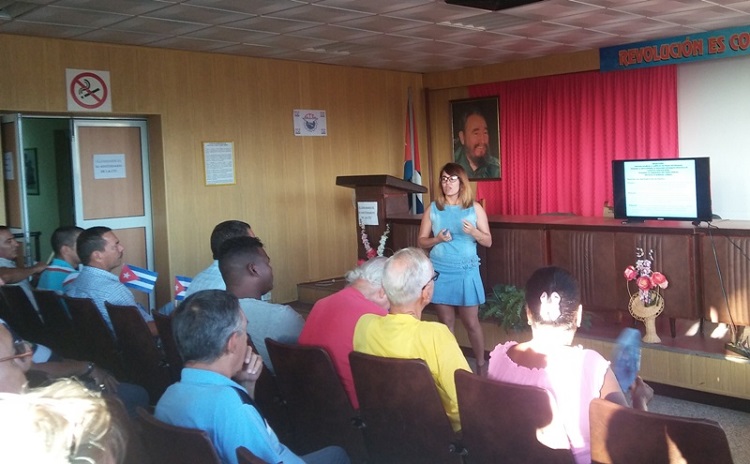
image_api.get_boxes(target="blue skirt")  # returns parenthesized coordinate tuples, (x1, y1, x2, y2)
(431, 256, 485, 307)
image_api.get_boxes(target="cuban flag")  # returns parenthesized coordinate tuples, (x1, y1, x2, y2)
(119, 264, 158, 294)
(403, 88, 424, 214)
(174, 275, 192, 301)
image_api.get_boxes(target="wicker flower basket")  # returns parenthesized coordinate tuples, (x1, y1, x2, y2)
(628, 291, 665, 344)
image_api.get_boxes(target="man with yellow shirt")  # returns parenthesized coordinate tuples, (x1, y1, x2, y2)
(352, 247, 471, 432)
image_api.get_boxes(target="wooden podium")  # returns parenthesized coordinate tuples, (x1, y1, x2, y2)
(336, 174, 427, 260)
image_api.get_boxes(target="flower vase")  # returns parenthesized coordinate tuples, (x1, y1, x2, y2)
(628, 292, 665, 344)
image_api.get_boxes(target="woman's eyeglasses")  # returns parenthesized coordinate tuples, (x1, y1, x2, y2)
(440, 175, 459, 184)
(0, 340, 33, 364)
(422, 271, 440, 290)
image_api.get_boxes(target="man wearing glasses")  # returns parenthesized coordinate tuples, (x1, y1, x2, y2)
(352, 247, 471, 432)
(0, 319, 32, 393)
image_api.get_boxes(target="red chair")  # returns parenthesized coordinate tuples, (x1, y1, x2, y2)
(589, 397, 734, 464)
(266, 338, 367, 462)
(136, 407, 221, 464)
(455, 369, 574, 464)
(106, 302, 172, 402)
(62, 295, 126, 379)
(349, 351, 464, 464)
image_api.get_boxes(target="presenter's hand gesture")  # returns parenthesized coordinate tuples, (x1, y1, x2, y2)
(438, 228, 452, 242)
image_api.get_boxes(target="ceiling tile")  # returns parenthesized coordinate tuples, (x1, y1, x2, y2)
(224, 16, 320, 34)
(146, 35, 236, 52)
(385, 1, 494, 23)
(264, 4, 369, 23)
(502, 0, 602, 20)
(183, 0, 302, 16)
(16, 5, 129, 27)
(52, 0, 169, 16)
(76, 27, 168, 45)
(107, 16, 209, 35)
(336, 15, 428, 33)
(289, 24, 381, 41)
(184, 25, 276, 42)
(142, 3, 251, 24)
(0, 19, 93, 37)
(315, 0, 434, 15)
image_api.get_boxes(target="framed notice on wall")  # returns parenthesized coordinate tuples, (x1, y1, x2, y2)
(203, 142, 235, 186)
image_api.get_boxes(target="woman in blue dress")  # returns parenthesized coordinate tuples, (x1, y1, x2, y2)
(418, 162, 492, 374)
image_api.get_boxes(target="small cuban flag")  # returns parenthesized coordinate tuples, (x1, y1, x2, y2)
(119, 264, 158, 294)
(174, 275, 192, 301)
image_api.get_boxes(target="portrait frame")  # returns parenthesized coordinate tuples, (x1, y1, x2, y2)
(24, 148, 39, 195)
(450, 96, 501, 181)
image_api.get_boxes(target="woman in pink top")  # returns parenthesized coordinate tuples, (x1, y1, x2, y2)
(487, 266, 652, 464)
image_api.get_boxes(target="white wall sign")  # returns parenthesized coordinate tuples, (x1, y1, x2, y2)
(93, 154, 126, 179)
(204, 142, 236, 185)
(357, 201, 379, 226)
(293, 109, 327, 136)
(3, 152, 14, 180)
(66, 68, 112, 112)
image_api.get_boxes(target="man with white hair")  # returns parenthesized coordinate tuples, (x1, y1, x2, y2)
(298, 258, 389, 409)
(353, 247, 471, 432)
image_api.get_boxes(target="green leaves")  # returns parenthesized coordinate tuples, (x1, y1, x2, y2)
(479, 284, 528, 332)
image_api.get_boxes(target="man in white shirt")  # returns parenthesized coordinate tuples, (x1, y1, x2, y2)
(184, 220, 254, 298)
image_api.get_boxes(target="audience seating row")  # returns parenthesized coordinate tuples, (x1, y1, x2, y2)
(2, 287, 733, 464)
(0, 287, 175, 403)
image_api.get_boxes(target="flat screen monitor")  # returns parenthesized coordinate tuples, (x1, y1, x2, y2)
(612, 157, 713, 222)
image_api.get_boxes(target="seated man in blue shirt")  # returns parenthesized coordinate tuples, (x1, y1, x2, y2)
(155, 290, 350, 464)
(64, 226, 155, 335)
(37, 226, 84, 293)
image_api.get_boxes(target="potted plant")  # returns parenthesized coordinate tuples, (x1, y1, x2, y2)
(480, 283, 594, 333)
(479, 284, 528, 332)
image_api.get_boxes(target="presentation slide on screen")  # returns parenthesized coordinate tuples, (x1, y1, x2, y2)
(625, 160, 697, 218)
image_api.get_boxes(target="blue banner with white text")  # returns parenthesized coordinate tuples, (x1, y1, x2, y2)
(600, 25, 750, 72)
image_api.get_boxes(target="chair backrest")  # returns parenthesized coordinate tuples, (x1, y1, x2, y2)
(349, 351, 463, 464)
(589, 397, 734, 464)
(1, 285, 48, 345)
(32, 289, 80, 358)
(236, 446, 271, 464)
(266, 339, 367, 462)
(454, 369, 574, 464)
(62, 295, 125, 378)
(106, 302, 172, 402)
(135, 407, 221, 464)
(152, 311, 183, 382)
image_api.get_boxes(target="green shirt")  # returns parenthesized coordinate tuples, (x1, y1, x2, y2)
(454, 146, 500, 179)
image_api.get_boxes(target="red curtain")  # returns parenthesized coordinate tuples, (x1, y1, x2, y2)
(470, 66, 678, 216)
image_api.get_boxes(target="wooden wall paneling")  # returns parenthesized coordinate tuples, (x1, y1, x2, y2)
(422, 49, 600, 90)
(614, 231, 699, 320)
(0, 34, 428, 304)
(549, 229, 618, 312)
(701, 233, 750, 326)
(484, 223, 547, 289)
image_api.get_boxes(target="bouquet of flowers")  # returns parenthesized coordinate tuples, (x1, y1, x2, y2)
(623, 247, 668, 306)
(359, 221, 390, 259)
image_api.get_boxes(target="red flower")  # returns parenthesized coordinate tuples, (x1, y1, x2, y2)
(366, 248, 377, 259)
(651, 271, 669, 289)
(636, 276, 653, 291)
(623, 265, 637, 281)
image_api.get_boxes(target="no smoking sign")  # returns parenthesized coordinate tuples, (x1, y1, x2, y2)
(66, 69, 112, 112)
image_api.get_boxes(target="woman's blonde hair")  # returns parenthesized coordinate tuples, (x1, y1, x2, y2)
(0, 379, 125, 463)
(435, 162, 474, 210)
